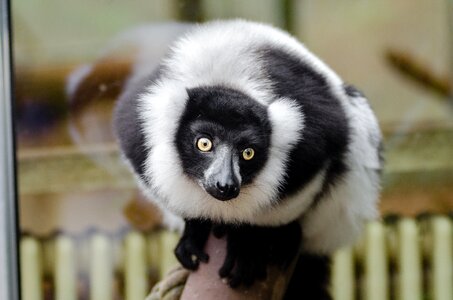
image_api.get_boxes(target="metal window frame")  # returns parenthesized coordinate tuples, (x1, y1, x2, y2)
(0, 0, 19, 299)
(450, 0, 453, 102)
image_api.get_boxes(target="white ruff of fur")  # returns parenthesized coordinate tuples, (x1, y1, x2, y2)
(139, 79, 303, 223)
(135, 20, 381, 253)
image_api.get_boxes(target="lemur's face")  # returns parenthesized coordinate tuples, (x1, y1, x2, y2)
(176, 86, 271, 201)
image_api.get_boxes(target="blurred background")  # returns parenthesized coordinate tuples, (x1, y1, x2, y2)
(11, 0, 452, 299)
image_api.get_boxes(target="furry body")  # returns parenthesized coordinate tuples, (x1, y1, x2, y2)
(114, 20, 382, 293)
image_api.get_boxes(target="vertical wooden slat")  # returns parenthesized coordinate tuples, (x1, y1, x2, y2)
(364, 221, 388, 300)
(20, 237, 43, 300)
(54, 236, 77, 300)
(397, 218, 422, 300)
(124, 232, 147, 300)
(42, 238, 55, 277)
(331, 247, 355, 300)
(90, 234, 113, 300)
(431, 217, 453, 300)
(21, 217, 453, 299)
(147, 231, 162, 282)
(41, 238, 56, 299)
(159, 231, 180, 278)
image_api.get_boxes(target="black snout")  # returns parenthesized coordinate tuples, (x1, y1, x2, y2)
(206, 181, 240, 201)
(216, 182, 239, 199)
(202, 147, 241, 201)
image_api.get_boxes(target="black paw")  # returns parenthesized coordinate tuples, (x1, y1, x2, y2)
(174, 219, 211, 270)
(218, 222, 301, 288)
(219, 233, 268, 287)
(175, 235, 209, 270)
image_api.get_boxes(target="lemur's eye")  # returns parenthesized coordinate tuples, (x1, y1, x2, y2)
(242, 148, 255, 160)
(197, 137, 213, 152)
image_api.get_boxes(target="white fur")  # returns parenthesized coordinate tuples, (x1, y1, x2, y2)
(139, 84, 303, 223)
(301, 91, 382, 254)
(254, 167, 326, 226)
(132, 20, 381, 253)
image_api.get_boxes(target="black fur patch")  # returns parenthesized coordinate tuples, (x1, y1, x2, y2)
(215, 221, 302, 287)
(258, 46, 350, 199)
(174, 219, 212, 270)
(311, 157, 348, 207)
(113, 69, 163, 179)
(284, 254, 332, 300)
(175, 86, 272, 185)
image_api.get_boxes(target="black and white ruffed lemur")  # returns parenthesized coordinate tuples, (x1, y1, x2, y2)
(112, 20, 383, 298)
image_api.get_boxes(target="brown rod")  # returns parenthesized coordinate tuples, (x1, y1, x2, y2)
(385, 49, 451, 98)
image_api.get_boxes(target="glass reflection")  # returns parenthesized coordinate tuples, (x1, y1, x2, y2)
(12, 0, 452, 299)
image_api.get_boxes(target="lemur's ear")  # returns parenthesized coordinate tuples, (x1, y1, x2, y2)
(185, 87, 207, 107)
(186, 87, 196, 99)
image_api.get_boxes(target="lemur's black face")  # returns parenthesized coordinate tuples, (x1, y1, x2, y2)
(175, 86, 271, 201)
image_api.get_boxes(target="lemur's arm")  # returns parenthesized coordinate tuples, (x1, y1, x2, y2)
(175, 219, 212, 270)
(175, 220, 302, 288)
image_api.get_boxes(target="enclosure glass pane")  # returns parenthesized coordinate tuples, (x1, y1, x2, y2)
(12, 0, 452, 298)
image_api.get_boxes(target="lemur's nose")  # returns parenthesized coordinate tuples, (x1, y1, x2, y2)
(216, 182, 239, 199)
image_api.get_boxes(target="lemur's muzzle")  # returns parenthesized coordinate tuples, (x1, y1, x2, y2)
(210, 179, 240, 201)
(203, 147, 240, 201)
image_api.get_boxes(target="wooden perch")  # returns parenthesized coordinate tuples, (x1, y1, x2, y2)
(180, 234, 297, 300)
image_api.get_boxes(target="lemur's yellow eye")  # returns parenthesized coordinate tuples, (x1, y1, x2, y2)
(197, 138, 213, 152)
(242, 148, 255, 160)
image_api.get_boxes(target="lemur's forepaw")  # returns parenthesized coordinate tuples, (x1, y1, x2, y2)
(174, 219, 212, 270)
(175, 236, 209, 270)
(219, 244, 267, 287)
(217, 222, 301, 288)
